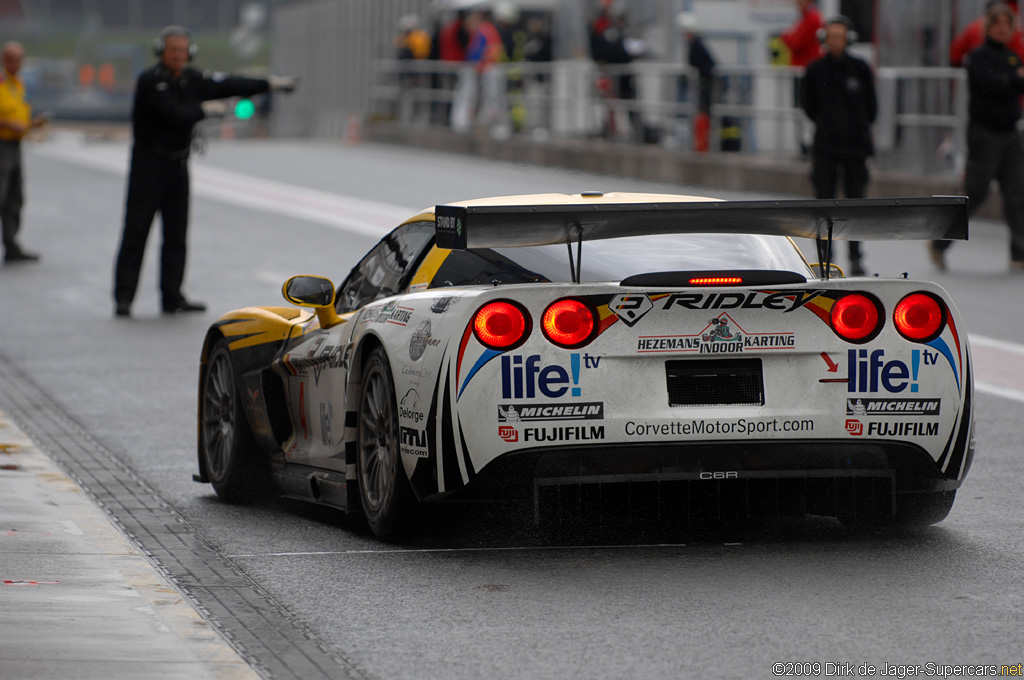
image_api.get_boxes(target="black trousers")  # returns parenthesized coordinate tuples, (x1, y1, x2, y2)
(114, 145, 190, 307)
(934, 121, 1024, 262)
(812, 150, 869, 262)
(0, 140, 24, 252)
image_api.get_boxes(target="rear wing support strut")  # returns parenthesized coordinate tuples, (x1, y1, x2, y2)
(566, 224, 584, 284)
(815, 218, 836, 281)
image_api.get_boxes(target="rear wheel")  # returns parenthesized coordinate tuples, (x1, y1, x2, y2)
(357, 347, 416, 538)
(200, 339, 265, 502)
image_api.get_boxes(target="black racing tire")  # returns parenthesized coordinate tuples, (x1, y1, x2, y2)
(357, 347, 416, 539)
(892, 490, 957, 528)
(200, 339, 266, 503)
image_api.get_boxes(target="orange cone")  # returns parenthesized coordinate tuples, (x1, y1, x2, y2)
(694, 112, 710, 153)
(345, 113, 363, 146)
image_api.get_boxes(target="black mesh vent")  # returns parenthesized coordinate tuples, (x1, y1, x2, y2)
(533, 476, 898, 527)
(666, 358, 764, 407)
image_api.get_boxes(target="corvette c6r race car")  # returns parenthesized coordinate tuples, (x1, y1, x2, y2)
(195, 192, 974, 538)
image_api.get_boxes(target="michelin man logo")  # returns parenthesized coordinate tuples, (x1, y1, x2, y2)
(498, 405, 522, 422)
(847, 399, 867, 416)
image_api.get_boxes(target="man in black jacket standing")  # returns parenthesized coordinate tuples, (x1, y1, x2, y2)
(113, 26, 296, 317)
(801, 16, 876, 276)
(930, 2, 1024, 271)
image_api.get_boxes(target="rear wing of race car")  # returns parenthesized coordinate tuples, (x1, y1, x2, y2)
(434, 195, 968, 281)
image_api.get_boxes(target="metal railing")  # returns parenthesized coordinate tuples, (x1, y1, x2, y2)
(371, 59, 969, 177)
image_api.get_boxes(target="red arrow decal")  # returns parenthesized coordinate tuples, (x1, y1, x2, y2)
(820, 352, 839, 372)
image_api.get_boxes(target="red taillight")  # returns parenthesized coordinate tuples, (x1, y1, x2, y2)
(689, 276, 744, 286)
(473, 301, 530, 350)
(893, 293, 945, 342)
(830, 293, 883, 343)
(542, 298, 597, 348)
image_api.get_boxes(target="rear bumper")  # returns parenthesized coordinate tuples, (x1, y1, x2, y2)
(463, 439, 959, 521)
(474, 439, 956, 489)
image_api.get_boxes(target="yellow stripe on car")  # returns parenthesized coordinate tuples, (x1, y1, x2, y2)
(217, 307, 314, 350)
(408, 245, 450, 289)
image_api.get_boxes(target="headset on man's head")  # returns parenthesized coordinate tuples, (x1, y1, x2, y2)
(154, 25, 197, 60)
(817, 15, 858, 45)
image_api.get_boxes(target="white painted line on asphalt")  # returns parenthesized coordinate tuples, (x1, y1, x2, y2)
(974, 381, 1024, 404)
(193, 164, 414, 237)
(255, 270, 291, 285)
(36, 140, 129, 173)
(32, 141, 418, 237)
(969, 333, 1024, 356)
(967, 334, 1024, 403)
(228, 543, 690, 558)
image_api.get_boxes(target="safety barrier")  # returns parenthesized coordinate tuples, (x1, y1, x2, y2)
(371, 60, 969, 177)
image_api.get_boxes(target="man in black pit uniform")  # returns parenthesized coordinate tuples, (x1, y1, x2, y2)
(113, 25, 297, 317)
(930, 2, 1024, 271)
(800, 15, 876, 276)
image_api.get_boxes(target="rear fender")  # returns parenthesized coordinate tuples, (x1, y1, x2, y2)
(343, 330, 386, 443)
(196, 307, 315, 482)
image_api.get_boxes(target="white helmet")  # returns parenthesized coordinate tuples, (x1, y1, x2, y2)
(677, 12, 700, 33)
(398, 14, 419, 32)
(493, 1, 520, 23)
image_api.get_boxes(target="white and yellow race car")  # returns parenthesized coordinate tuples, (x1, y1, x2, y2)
(195, 192, 974, 538)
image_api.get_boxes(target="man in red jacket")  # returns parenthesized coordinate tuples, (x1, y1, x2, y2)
(781, 0, 823, 67)
(781, 0, 823, 156)
(951, 0, 1024, 65)
(438, 11, 468, 63)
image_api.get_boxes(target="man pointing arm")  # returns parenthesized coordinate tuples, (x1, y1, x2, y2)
(113, 25, 298, 317)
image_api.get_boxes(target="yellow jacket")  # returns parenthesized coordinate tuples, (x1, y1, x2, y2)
(401, 29, 432, 60)
(0, 69, 31, 141)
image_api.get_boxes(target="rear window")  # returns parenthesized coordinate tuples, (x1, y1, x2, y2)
(430, 233, 812, 287)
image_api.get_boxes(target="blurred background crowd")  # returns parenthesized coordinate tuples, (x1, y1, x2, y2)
(0, 0, 1014, 179)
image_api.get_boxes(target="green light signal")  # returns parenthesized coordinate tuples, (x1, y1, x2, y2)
(234, 98, 256, 120)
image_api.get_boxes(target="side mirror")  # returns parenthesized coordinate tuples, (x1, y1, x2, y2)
(283, 275, 334, 306)
(282, 275, 344, 328)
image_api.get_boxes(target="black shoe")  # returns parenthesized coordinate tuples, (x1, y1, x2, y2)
(162, 299, 207, 314)
(4, 247, 40, 262)
(115, 302, 131, 318)
(848, 261, 866, 277)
